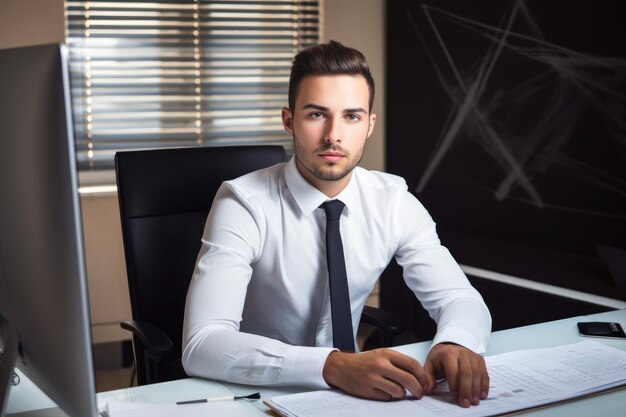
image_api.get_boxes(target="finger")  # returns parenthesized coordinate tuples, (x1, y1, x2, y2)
(388, 352, 434, 395)
(422, 360, 437, 395)
(439, 354, 460, 403)
(470, 358, 483, 405)
(464, 354, 489, 402)
(380, 367, 425, 399)
(361, 387, 394, 402)
(424, 360, 436, 395)
(362, 351, 413, 400)
(372, 375, 408, 400)
(374, 352, 425, 399)
(456, 356, 473, 408)
(479, 357, 490, 400)
(349, 384, 395, 401)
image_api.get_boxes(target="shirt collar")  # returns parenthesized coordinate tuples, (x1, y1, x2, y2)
(284, 156, 358, 217)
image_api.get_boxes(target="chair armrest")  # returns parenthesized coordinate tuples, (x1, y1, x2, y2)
(361, 306, 405, 347)
(120, 320, 173, 360)
(361, 306, 404, 334)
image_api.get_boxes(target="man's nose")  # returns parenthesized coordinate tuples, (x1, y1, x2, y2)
(325, 118, 342, 144)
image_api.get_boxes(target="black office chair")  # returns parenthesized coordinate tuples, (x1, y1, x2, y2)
(115, 145, 404, 386)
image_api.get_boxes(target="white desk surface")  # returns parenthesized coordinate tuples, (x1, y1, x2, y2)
(8, 309, 626, 416)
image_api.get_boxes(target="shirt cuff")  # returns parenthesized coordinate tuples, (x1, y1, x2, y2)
(430, 326, 487, 354)
(281, 345, 337, 389)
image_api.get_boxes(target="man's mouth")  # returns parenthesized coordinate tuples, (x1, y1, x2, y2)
(319, 151, 345, 163)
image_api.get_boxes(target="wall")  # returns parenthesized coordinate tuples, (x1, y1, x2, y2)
(0, 0, 387, 343)
(0, 0, 65, 49)
(80, 192, 132, 343)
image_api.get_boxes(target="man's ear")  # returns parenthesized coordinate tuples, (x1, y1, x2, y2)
(281, 107, 293, 135)
(367, 113, 377, 139)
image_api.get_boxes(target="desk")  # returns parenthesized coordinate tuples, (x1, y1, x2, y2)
(8, 310, 626, 416)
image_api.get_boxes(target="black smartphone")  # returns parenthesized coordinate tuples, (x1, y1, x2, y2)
(577, 321, 626, 339)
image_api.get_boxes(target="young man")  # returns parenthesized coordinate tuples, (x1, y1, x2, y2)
(182, 41, 491, 408)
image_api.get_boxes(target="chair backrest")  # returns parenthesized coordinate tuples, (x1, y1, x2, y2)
(115, 145, 287, 383)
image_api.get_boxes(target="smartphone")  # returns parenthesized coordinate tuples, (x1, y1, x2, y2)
(577, 321, 626, 339)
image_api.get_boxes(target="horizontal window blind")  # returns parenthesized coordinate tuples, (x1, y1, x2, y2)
(65, 0, 321, 170)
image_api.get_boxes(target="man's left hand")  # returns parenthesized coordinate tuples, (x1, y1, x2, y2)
(423, 343, 489, 408)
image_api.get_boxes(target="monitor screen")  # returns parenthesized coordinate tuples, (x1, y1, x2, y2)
(0, 43, 98, 417)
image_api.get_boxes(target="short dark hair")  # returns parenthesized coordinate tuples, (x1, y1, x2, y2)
(288, 40, 375, 112)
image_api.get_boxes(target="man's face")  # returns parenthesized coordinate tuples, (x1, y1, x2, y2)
(282, 74, 376, 196)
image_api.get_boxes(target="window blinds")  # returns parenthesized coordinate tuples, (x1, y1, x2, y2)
(65, 0, 321, 170)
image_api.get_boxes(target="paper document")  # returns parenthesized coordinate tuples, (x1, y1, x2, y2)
(264, 340, 626, 417)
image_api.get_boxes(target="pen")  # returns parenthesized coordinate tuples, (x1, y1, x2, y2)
(176, 392, 261, 405)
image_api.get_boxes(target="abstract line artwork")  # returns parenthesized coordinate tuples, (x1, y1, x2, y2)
(407, 0, 625, 219)
(385, 0, 626, 276)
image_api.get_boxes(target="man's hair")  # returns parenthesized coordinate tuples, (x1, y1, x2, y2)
(288, 40, 375, 112)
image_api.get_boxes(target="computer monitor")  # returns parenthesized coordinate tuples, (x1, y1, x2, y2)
(0, 43, 98, 417)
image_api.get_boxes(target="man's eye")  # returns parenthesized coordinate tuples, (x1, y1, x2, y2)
(346, 114, 360, 121)
(310, 112, 324, 118)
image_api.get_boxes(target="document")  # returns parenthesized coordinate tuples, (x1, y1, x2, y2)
(264, 340, 626, 417)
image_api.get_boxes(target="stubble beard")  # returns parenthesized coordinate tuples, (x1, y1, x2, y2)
(293, 133, 365, 182)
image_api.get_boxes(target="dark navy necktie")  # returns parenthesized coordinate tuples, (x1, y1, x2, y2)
(323, 200, 355, 352)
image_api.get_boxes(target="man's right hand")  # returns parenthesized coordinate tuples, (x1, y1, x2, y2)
(322, 348, 435, 401)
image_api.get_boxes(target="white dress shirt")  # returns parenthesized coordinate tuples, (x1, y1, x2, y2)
(182, 156, 491, 388)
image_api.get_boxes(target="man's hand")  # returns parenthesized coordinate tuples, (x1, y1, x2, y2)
(322, 348, 435, 401)
(424, 343, 489, 408)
